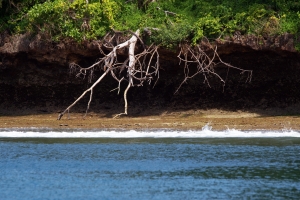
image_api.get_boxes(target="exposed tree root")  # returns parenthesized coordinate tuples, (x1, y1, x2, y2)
(58, 29, 160, 120)
(58, 32, 252, 120)
(175, 41, 252, 94)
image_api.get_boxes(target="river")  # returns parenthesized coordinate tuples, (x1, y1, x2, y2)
(1, 125, 300, 199)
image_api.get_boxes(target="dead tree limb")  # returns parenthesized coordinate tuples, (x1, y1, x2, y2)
(57, 68, 110, 120)
(57, 29, 160, 120)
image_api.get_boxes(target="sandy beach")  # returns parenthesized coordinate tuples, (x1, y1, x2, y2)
(1, 108, 300, 131)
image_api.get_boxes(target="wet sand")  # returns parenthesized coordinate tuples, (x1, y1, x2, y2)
(1, 109, 300, 130)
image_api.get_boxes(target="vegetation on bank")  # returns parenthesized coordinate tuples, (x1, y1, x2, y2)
(1, 0, 300, 48)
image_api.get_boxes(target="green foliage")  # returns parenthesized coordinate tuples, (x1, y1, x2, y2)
(279, 12, 300, 34)
(241, 4, 276, 35)
(150, 20, 192, 48)
(192, 14, 222, 43)
(25, 0, 68, 39)
(113, 3, 143, 31)
(2, 0, 123, 41)
(0, 0, 299, 49)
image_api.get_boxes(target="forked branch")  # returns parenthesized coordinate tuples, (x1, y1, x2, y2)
(57, 29, 160, 120)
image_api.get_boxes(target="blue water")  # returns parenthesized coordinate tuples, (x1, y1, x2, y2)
(1, 132, 300, 199)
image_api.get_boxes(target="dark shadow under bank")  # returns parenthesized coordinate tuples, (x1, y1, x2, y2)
(1, 41, 300, 117)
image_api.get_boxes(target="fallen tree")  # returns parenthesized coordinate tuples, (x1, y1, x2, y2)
(57, 30, 252, 120)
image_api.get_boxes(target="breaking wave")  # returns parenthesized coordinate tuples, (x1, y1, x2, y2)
(0, 124, 299, 138)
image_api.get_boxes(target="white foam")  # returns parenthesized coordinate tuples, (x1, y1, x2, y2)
(0, 124, 299, 138)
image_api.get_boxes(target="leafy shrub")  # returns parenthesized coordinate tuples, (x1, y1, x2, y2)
(0, 0, 299, 49)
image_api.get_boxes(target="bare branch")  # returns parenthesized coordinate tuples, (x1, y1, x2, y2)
(58, 30, 251, 120)
(57, 68, 110, 120)
(175, 41, 252, 94)
(58, 29, 160, 120)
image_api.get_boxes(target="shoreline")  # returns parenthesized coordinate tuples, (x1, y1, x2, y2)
(1, 109, 300, 131)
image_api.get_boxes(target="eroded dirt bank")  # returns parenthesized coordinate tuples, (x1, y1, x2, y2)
(0, 33, 300, 128)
